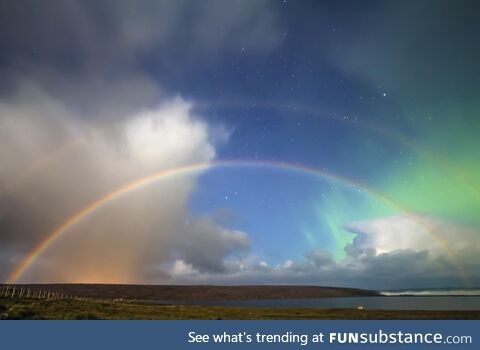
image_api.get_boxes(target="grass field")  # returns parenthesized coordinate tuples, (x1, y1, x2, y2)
(1, 298, 479, 320)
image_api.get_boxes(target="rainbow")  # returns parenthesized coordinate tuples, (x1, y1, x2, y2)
(7, 159, 469, 285)
(199, 100, 480, 196)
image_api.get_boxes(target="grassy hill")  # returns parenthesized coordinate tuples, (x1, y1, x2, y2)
(3, 284, 380, 300)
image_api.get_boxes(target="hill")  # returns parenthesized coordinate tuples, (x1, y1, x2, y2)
(3, 284, 379, 300)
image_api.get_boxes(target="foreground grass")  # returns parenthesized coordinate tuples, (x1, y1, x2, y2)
(1, 299, 479, 320)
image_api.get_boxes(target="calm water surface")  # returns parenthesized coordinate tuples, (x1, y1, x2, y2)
(147, 297, 480, 310)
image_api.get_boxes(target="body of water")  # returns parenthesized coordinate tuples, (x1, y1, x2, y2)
(145, 296, 480, 310)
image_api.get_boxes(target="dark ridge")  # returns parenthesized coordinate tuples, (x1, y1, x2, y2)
(1, 284, 380, 300)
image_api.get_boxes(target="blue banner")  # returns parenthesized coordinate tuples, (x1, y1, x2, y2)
(0, 320, 477, 350)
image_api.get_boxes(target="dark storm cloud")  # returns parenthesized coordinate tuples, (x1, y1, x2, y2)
(324, 0, 480, 104)
(0, 0, 283, 123)
(0, 0, 281, 89)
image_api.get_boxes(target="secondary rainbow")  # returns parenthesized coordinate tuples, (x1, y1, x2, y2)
(7, 159, 469, 285)
(6, 102, 476, 202)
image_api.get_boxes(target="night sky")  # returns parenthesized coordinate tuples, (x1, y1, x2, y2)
(0, 0, 479, 290)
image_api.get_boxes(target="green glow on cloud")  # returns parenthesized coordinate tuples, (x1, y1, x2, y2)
(308, 185, 395, 260)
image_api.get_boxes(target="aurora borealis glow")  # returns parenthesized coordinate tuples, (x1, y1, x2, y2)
(0, 0, 479, 289)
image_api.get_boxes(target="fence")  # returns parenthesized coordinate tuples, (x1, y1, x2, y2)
(0, 285, 125, 303)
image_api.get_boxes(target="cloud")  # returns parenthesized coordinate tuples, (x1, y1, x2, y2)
(167, 248, 476, 290)
(344, 214, 480, 256)
(171, 217, 250, 274)
(170, 260, 197, 277)
(0, 86, 234, 283)
(305, 250, 334, 268)
(282, 260, 293, 269)
(125, 98, 217, 166)
(0, 0, 279, 283)
(1, 1, 477, 290)
(159, 215, 480, 290)
(322, 1, 479, 103)
(2, 86, 477, 289)
(0, 0, 282, 88)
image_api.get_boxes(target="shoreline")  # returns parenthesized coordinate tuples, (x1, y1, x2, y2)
(1, 298, 479, 320)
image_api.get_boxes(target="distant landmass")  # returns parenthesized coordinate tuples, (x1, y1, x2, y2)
(3, 284, 480, 320)
(5, 284, 380, 300)
(381, 289, 480, 296)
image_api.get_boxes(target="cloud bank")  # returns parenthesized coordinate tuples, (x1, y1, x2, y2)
(164, 214, 480, 290)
